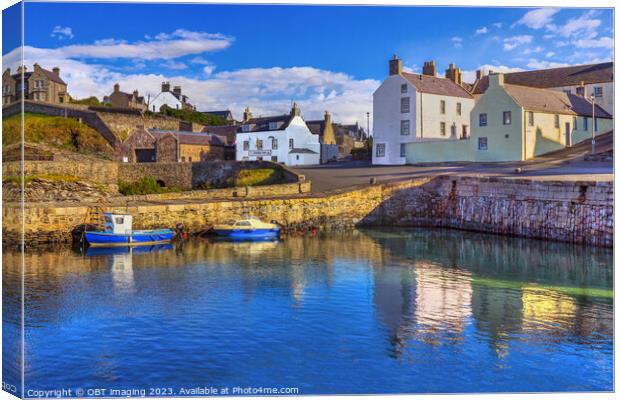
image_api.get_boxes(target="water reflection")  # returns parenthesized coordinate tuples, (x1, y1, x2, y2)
(2, 228, 613, 393)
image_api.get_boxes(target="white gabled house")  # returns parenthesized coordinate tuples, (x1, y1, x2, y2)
(148, 81, 193, 112)
(235, 103, 321, 166)
(372, 56, 475, 165)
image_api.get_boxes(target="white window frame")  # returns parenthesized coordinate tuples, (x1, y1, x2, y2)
(478, 137, 488, 151)
(400, 120, 410, 135)
(479, 113, 487, 127)
(400, 97, 410, 113)
(376, 143, 386, 157)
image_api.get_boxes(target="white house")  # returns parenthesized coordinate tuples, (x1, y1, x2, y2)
(470, 62, 614, 115)
(372, 56, 475, 165)
(235, 104, 321, 166)
(148, 81, 192, 112)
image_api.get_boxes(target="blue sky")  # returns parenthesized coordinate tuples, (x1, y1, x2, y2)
(2, 3, 614, 124)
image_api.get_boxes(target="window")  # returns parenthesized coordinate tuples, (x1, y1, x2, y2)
(400, 120, 410, 135)
(503, 111, 511, 125)
(272, 138, 278, 149)
(456, 102, 461, 116)
(554, 114, 559, 128)
(440, 100, 446, 114)
(115, 217, 124, 224)
(269, 121, 278, 130)
(376, 143, 386, 157)
(271, 156, 278, 162)
(401, 84, 407, 93)
(242, 124, 250, 132)
(400, 143, 406, 157)
(479, 113, 487, 127)
(573, 116, 577, 129)
(576, 86, 585, 96)
(583, 117, 588, 131)
(440, 122, 446, 136)
(478, 137, 488, 151)
(528, 112, 534, 127)
(401, 97, 410, 113)
(594, 87, 603, 98)
(289, 138, 294, 149)
(243, 141, 249, 150)
(256, 139, 263, 150)
(188, 157, 192, 162)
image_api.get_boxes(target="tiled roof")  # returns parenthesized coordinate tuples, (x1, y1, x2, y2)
(148, 130, 227, 146)
(305, 120, 325, 136)
(402, 72, 473, 98)
(12, 68, 67, 85)
(472, 62, 613, 94)
(503, 84, 611, 118)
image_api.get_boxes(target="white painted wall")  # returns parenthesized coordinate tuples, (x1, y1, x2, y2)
(549, 82, 613, 116)
(148, 91, 182, 112)
(372, 74, 475, 165)
(372, 74, 417, 165)
(235, 116, 321, 165)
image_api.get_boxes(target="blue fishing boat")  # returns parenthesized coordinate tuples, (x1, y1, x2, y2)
(211, 217, 281, 239)
(84, 212, 175, 247)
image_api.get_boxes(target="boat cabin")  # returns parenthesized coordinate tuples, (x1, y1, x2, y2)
(104, 213, 133, 234)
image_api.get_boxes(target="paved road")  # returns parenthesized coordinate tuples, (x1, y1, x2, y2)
(292, 159, 613, 193)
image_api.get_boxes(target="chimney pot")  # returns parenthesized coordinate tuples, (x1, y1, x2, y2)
(52, 67, 60, 76)
(422, 60, 437, 77)
(114, 83, 120, 92)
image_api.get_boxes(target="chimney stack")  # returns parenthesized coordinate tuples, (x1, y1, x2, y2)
(324, 110, 332, 125)
(291, 102, 301, 116)
(422, 60, 437, 77)
(576, 80, 586, 96)
(243, 106, 253, 122)
(17, 65, 26, 74)
(389, 54, 403, 76)
(475, 68, 485, 81)
(445, 63, 462, 85)
(489, 72, 504, 88)
(133, 90, 139, 98)
(161, 81, 170, 92)
(173, 86, 182, 96)
(52, 67, 60, 77)
(114, 83, 120, 92)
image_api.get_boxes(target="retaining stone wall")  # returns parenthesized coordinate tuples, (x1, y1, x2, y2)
(360, 176, 613, 247)
(3, 160, 119, 185)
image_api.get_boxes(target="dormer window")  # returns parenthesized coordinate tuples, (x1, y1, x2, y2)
(242, 124, 250, 132)
(269, 121, 278, 130)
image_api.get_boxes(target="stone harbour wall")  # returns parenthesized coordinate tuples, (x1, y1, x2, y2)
(361, 176, 613, 247)
(3, 160, 119, 185)
(2, 176, 613, 248)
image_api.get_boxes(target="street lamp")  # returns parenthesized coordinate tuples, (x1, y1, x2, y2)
(590, 93, 596, 154)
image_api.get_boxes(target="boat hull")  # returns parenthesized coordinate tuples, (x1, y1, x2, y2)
(85, 229, 175, 247)
(211, 228, 280, 239)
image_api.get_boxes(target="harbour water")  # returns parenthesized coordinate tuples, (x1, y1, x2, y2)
(3, 228, 613, 395)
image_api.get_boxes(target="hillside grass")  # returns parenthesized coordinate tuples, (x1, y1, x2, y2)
(3, 174, 81, 186)
(235, 168, 285, 187)
(156, 107, 227, 126)
(2, 113, 113, 157)
(118, 176, 181, 196)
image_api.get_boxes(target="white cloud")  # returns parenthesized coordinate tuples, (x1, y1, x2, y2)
(161, 60, 187, 70)
(545, 51, 556, 58)
(522, 46, 544, 55)
(451, 36, 463, 48)
(492, 22, 503, 29)
(203, 64, 216, 76)
(475, 27, 488, 35)
(550, 10, 601, 38)
(51, 26, 74, 40)
(503, 35, 533, 50)
(526, 58, 570, 69)
(4, 45, 378, 125)
(514, 8, 559, 29)
(573, 36, 613, 49)
(41, 29, 233, 61)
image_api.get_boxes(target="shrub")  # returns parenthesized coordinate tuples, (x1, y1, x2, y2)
(160, 107, 227, 126)
(69, 96, 101, 106)
(235, 168, 285, 187)
(118, 176, 180, 196)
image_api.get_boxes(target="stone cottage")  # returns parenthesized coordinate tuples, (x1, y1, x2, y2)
(105, 83, 147, 111)
(2, 63, 68, 105)
(119, 126, 228, 163)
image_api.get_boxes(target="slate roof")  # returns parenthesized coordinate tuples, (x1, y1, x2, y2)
(241, 114, 294, 132)
(402, 72, 473, 98)
(472, 62, 613, 94)
(289, 148, 318, 154)
(116, 91, 145, 104)
(305, 120, 325, 136)
(148, 129, 227, 146)
(12, 67, 67, 85)
(202, 125, 239, 144)
(503, 84, 612, 118)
